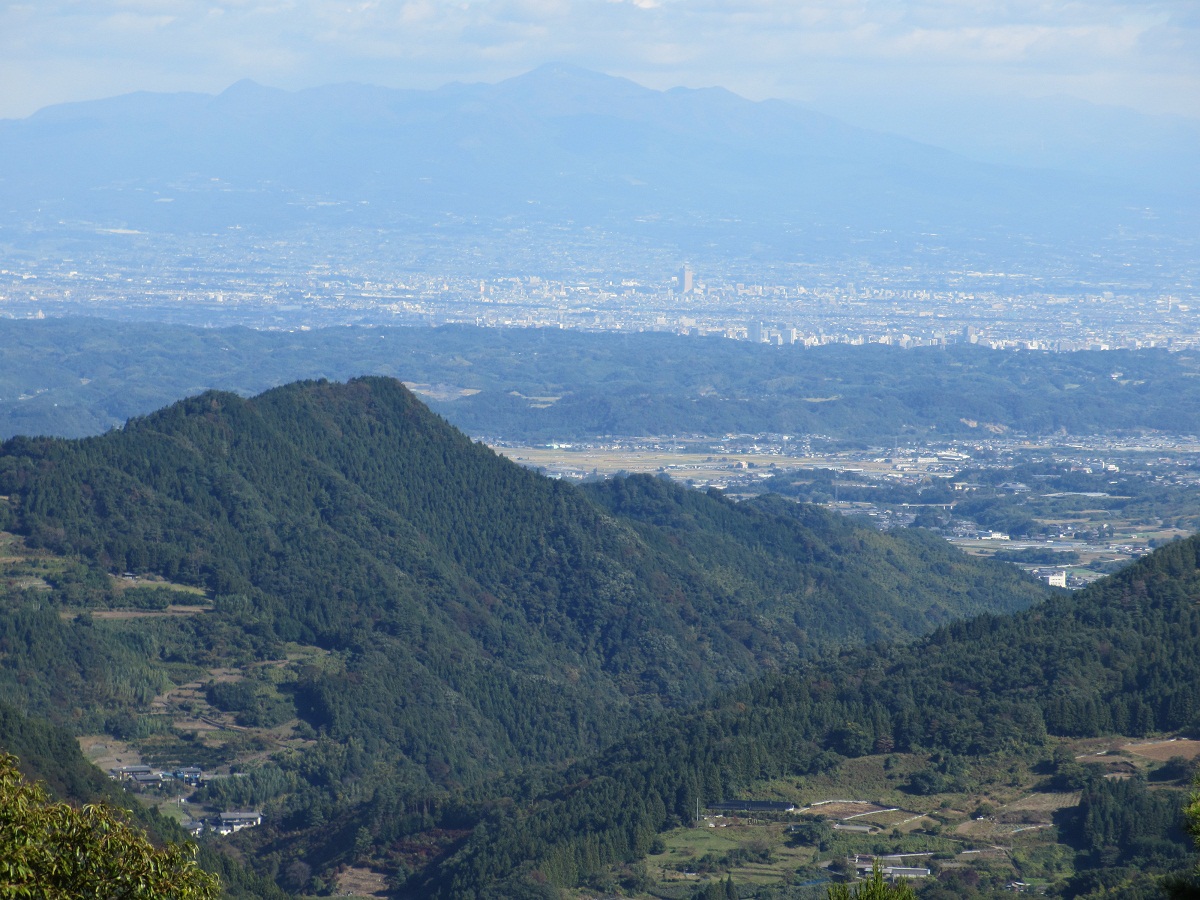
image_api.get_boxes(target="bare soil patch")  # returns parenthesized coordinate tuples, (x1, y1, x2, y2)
(1124, 738, 1200, 761)
(334, 866, 389, 898)
(59, 605, 210, 621)
(77, 735, 141, 772)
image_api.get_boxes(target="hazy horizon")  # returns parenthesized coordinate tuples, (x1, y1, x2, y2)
(3, 1, 1197, 135)
(5, 63, 1197, 189)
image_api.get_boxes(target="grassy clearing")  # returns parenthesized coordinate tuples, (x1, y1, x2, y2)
(606, 739, 1163, 897)
(331, 866, 390, 899)
(109, 574, 208, 597)
(77, 735, 141, 772)
(1124, 738, 1200, 761)
(0, 531, 65, 591)
(649, 820, 816, 889)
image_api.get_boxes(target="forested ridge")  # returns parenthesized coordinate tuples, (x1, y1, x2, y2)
(423, 532, 1200, 897)
(0, 377, 1051, 893)
(4, 318, 1200, 441)
(0, 378, 1042, 724)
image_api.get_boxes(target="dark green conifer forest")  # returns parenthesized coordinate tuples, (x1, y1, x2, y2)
(424, 533, 1200, 895)
(0, 377, 1196, 897)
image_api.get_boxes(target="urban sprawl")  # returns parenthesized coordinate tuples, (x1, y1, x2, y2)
(1, 258, 1195, 351)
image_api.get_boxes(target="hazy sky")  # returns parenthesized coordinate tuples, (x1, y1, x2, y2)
(2, 0, 1197, 123)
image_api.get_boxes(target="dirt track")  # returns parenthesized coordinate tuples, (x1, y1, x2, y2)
(59, 605, 210, 620)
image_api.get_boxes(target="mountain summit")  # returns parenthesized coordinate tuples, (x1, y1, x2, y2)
(0, 377, 1045, 786)
(0, 67, 1189, 262)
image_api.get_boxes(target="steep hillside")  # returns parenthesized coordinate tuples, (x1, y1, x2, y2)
(583, 477, 1035, 646)
(0, 379, 1043, 756)
(0, 377, 1049, 892)
(428, 533, 1200, 895)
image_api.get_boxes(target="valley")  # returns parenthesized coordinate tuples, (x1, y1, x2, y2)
(0, 377, 1197, 899)
(0, 377, 1071, 898)
(496, 431, 1200, 584)
(579, 731, 1200, 898)
(0, 33, 1196, 900)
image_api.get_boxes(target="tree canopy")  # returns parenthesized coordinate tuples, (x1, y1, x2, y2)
(0, 753, 218, 899)
(828, 862, 917, 900)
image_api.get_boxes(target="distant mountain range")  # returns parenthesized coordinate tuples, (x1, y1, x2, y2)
(0, 65, 1193, 268)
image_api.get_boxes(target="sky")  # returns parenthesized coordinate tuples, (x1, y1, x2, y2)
(2, 0, 1198, 128)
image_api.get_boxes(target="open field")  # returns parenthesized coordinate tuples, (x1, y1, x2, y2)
(1003, 792, 1083, 815)
(1124, 738, 1200, 761)
(494, 445, 827, 486)
(332, 866, 390, 899)
(593, 730, 1200, 897)
(800, 801, 889, 818)
(402, 382, 481, 403)
(648, 820, 818, 890)
(109, 575, 207, 596)
(78, 735, 142, 773)
(492, 441, 1197, 576)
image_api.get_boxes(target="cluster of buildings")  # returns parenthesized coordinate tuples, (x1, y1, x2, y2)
(852, 855, 932, 882)
(109, 764, 203, 789)
(1, 253, 1195, 353)
(186, 810, 263, 837)
(108, 764, 262, 837)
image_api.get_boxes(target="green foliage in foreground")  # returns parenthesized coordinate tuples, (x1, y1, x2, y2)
(1164, 776, 1200, 899)
(0, 752, 219, 899)
(0, 702, 285, 900)
(828, 863, 916, 900)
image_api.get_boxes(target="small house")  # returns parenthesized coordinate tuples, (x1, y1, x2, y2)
(216, 811, 263, 835)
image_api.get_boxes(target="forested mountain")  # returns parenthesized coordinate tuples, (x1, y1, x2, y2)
(424, 532, 1200, 896)
(4, 318, 1200, 441)
(0, 376, 1042, 719)
(7, 377, 1200, 896)
(0, 376, 1048, 893)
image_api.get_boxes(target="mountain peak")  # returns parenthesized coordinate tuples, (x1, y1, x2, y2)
(217, 78, 269, 97)
(522, 62, 611, 81)
(492, 63, 653, 112)
(210, 78, 288, 113)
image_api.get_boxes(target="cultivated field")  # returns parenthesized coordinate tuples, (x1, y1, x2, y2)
(1124, 738, 1200, 761)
